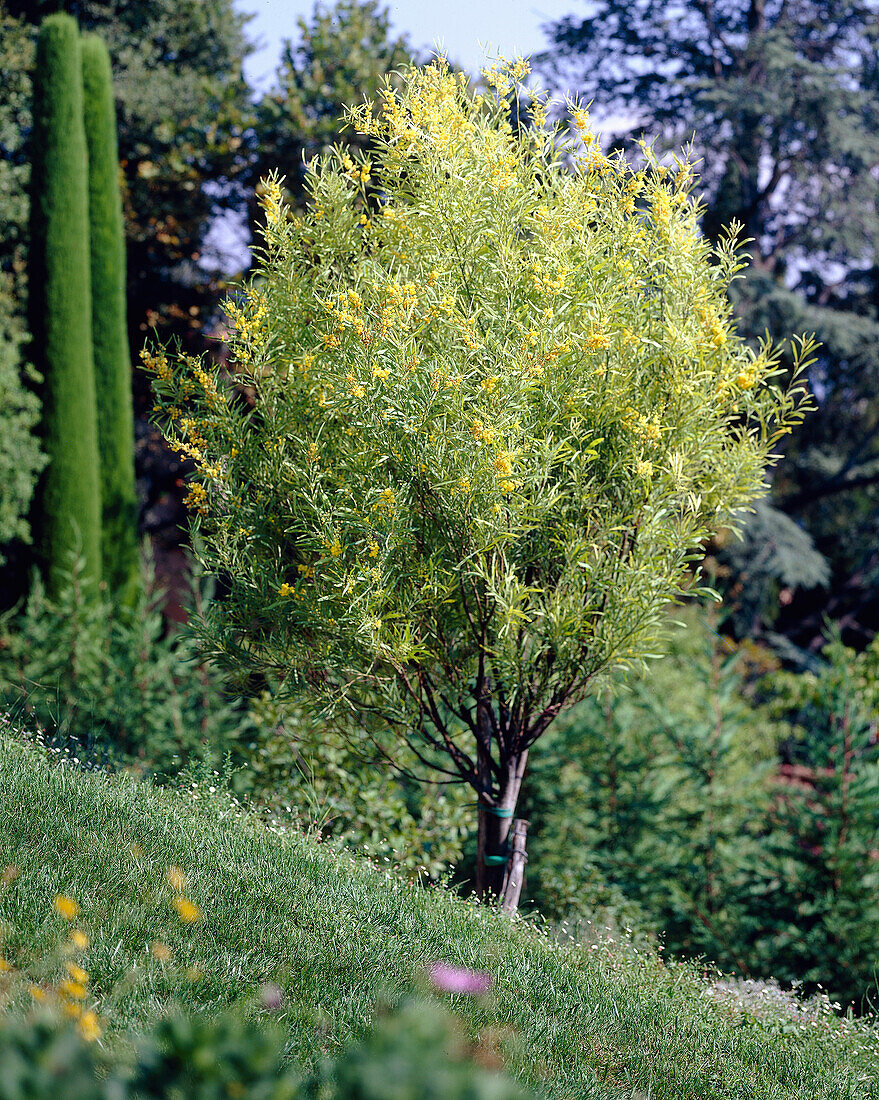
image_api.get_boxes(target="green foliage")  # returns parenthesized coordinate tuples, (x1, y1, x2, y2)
(0, 999, 532, 1100)
(252, 0, 418, 210)
(0, 556, 465, 877)
(0, 1013, 113, 1100)
(0, 558, 252, 776)
(753, 635, 879, 1005)
(149, 57, 812, 891)
(81, 32, 140, 608)
(524, 613, 879, 1007)
(0, 10, 33, 308)
(241, 694, 471, 879)
(306, 999, 532, 1099)
(28, 13, 102, 596)
(0, 278, 46, 562)
(132, 1011, 302, 1098)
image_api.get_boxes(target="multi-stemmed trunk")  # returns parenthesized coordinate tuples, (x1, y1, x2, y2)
(475, 740, 529, 902)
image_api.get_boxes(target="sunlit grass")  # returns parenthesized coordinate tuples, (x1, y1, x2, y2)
(1, 731, 877, 1099)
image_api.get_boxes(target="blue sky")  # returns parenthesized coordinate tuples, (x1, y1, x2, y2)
(236, 0, 579, 87)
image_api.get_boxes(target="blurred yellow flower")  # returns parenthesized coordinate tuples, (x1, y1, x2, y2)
(60, 979, 87, 1001)
(166, 866, 186, 892)
(173, 896, 202, 924)
(79, 1011, 102, 1042)
(65, 962, 89, 984)
(54, 895, 79, 920)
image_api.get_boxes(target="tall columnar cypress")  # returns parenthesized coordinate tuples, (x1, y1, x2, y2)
(28, 13, 102, 595)
(81, 33, 140, 606)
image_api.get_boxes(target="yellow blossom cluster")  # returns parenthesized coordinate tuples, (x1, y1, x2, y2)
(624, 407, 662, 445)
(184, 482, 208, 514)
(225, 292, 268, 347)
(482, 56, 531, 99)
(372, 488, 397, 514)
(341, 152, 372, 185)
(586, 328, 611, 351)
(470, 418, 496, 445)
(259, 177, 284, 226)
(530, 264, 569, 298)
(140, 348, 173, 382)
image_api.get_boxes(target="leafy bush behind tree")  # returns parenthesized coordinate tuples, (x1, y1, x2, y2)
(0, 558, 466, 879)
(524, 611, 879, 1008)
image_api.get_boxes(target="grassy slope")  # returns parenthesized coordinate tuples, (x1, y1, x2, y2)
(0, 735, 877, 1100)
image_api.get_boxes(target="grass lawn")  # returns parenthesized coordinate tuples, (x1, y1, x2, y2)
(0, 732, 877, 1099)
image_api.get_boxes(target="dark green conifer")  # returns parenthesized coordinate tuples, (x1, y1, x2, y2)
(28, 13, 102, 595)
(81, 32, 140, 606)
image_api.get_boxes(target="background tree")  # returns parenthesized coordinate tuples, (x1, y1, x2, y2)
(0, 10, 45, 564)
(148, 59, 811, 902)
(0, 0, 252, 600)
(82, 32, 140, 606)
(5, 0, 253, 358)
(250, 0, 419, 214)
(539, 0, 879, 650)
(28, 12, 102, 595)
(0, 282, 45, 563)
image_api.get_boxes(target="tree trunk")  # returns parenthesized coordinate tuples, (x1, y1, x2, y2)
(501, 819, 529, 914)
(476, 747, 529, 901)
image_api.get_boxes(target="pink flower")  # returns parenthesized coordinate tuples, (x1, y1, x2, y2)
(259, 983, 284, 1010)
(428, 961, 493, 995)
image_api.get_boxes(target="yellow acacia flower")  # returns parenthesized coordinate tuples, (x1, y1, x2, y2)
(78, 1011, 102, 1043)
(60, 979, 87, 1001)
(493, 451, 513, 478)
(166, 866, 187, 892)
(735, 370, 756, 390)
(65, 962, 89, 984)
(54, 895, 79, 921)
(173, 896, 202, 924)
(586, 329, 611, 351)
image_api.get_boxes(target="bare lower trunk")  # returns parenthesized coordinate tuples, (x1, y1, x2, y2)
(501, 818, 529, 913)
(476, 747, 529, 903)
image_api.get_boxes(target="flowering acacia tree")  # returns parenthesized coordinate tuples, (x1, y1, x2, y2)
(147, 58, 813, 902)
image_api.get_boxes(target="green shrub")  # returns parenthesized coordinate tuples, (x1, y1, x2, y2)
(239, 693, 471, 879)
(147, 55, 813, 898)
(28, 13, 102, 595)
(0, 278, 46, 564)
(0, 558, 252, 777)
(524, 612, 879, 1007)
(305, 998, 532, 1099)
(752, 634, 879, 1006)
(0, 1000, 532, 1100)
(0, 1013, 113, 1100)
(0, 557, 469, 877)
